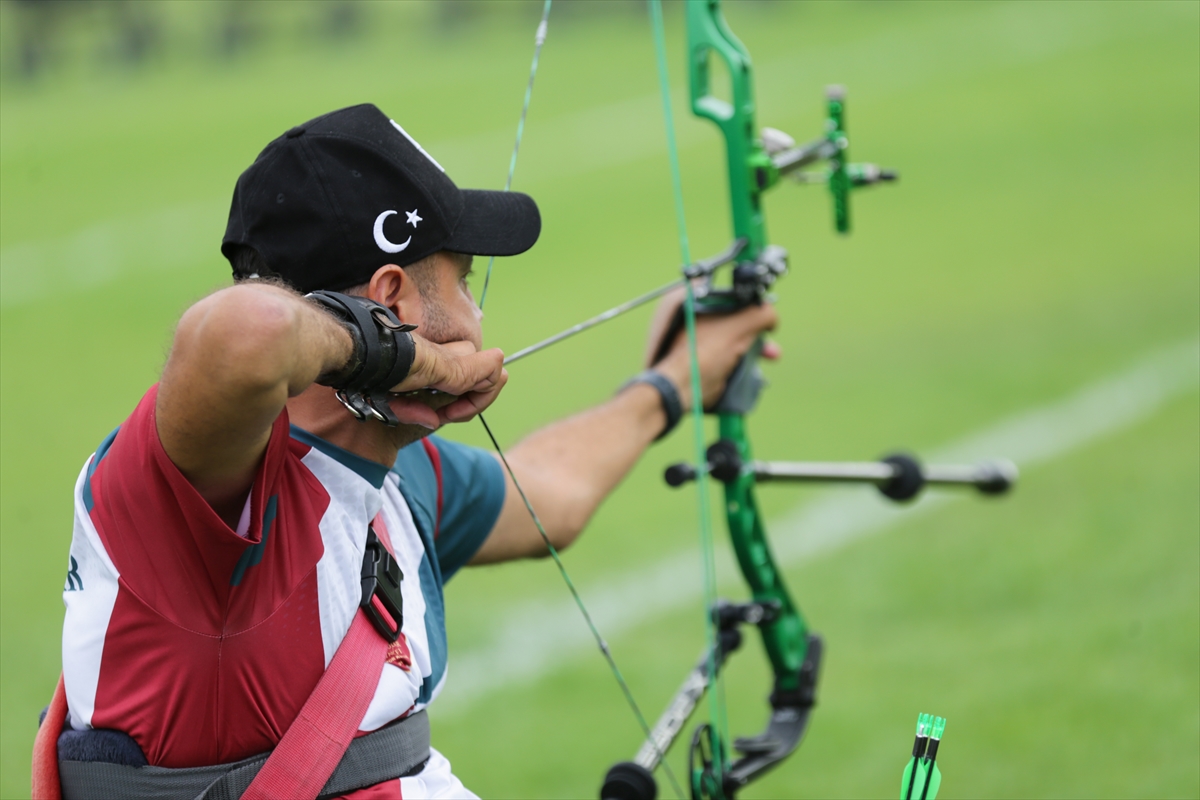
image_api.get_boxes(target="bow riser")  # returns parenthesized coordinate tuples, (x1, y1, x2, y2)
(718, 415, 808, 688)
(687, 0, 770, 260)
(687, 0, 810, 690)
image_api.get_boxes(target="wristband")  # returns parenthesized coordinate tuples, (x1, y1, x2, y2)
(305, 291, 417, 427)
(620, 369, 684, 441)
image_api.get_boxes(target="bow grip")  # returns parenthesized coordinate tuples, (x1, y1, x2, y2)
(649, 301, 767, 416)
(711, 338, 765, 415)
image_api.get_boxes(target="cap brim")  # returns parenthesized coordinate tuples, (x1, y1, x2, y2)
(446, 190, 541, 257)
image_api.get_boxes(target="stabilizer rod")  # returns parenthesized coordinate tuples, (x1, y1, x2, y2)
(665, 442, 1016, 502)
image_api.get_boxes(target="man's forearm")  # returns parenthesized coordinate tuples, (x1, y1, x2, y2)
(472, 380, 673, 563)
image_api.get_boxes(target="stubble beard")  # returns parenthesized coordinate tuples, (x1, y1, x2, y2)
(383, 295, 480, 450)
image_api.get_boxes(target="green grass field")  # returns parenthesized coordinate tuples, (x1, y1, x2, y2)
(2, 1, 1197, 797)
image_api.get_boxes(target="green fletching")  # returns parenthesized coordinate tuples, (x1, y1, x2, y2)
(921, 762, 942, 800)
(911, 759, 929, 800)
(901, 757, 918, 800)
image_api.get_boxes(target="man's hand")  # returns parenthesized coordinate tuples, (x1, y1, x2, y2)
(644, 286, 780, 410)
(384, 338, 507, 430)
(472, 285, 778, 565)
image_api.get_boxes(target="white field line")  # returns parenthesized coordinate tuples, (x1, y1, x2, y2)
(2, 2, 1178, 308)
(436, 335, 1200, 715)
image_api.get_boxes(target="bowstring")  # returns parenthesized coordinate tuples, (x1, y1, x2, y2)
(478, 0, 552, 311)
(648, 0, 730, 780)
(479, 416, 685, 800)
(475, 7, 684, 797)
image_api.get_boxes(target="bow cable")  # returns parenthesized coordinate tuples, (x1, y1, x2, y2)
(473, 6, 683, 796)
(648, 0, 731, 778)
(478, 0, 552, 311)
(479, 415, 684, 799)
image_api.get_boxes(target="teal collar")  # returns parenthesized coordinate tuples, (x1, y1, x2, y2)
(289, 425, 389, 489)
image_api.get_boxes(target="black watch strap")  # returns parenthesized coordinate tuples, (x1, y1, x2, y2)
(621, 369, 684, 441)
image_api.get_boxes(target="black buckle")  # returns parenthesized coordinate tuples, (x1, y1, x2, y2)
(361, 525, 404, 642)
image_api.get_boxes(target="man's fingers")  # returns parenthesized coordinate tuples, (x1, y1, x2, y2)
(392, 337, 505, 396)
(761, 340, 782, 360)
(437, 340, 479, 358)
(746, 301, 779, 333)
(451, 350, 504, 393)
(437, 377, 507, 424)
(644, 286, 689, 367)
(383, 396, 442, 430)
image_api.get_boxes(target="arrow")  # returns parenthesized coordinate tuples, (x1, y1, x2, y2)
(901, 713, 932, 800)
(919, 716, 945, 800)
(901, 713, 945, 800)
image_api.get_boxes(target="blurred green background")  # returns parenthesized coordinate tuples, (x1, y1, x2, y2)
(1, 1, 1197, 797)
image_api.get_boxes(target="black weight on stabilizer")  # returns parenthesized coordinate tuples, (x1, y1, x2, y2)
(975, 460, 1017, 495)
(665, 462, 699, 487)
(879, 453, 924, 502)
(705, 440, 742, 484)
(601, 761, 658, 800)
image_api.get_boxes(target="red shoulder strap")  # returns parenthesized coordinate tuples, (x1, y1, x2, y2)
(241, 609, 388, 800)
(37, 620, 388, 800)
(420, 438, 444, 538)
(31, 674, 66, 800)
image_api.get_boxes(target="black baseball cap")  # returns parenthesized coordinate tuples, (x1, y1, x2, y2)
(222, 103, 541, 293)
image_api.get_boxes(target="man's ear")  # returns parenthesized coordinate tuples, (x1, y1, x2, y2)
(368, 264, 421, 325)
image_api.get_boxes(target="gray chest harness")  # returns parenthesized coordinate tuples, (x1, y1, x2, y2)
(58, 710, 429, 800)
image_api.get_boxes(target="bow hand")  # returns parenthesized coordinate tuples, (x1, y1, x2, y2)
(646, 287, 780, 416)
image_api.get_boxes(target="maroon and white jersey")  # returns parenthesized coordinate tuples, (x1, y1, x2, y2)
(60, 385, 504, 795)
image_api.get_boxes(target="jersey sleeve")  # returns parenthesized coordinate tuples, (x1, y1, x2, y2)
(84, 384, 295, 620)
(424, 435, 506, 580)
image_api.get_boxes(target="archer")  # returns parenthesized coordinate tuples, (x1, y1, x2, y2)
(34, 103, 777, 800)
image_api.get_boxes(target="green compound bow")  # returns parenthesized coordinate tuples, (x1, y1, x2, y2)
(601, 3, 898, 797)
(477, 2, 1013, 799)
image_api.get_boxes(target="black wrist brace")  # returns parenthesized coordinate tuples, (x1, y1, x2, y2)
(620, 369, 684, 441)
(305, 291, 417, 427)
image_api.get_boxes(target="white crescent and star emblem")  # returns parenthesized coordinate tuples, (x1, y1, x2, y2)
(373, 209, 421, 254)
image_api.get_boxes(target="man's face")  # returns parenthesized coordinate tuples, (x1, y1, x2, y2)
(410, 251, 483, 350)
(385, 250, 486, 426)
